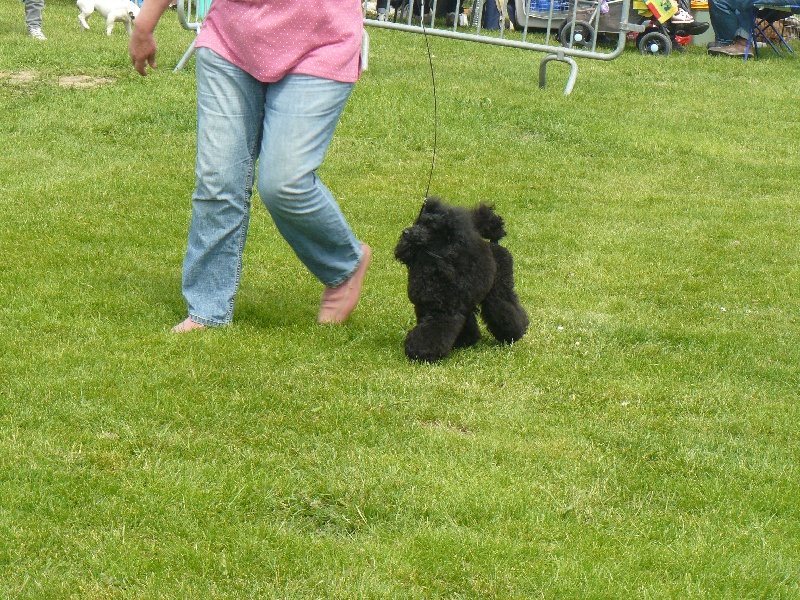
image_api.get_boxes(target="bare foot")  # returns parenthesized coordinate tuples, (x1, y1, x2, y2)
(171, 317, 207, 333)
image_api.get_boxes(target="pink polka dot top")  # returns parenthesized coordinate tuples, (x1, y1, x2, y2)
(196, 0, 363, 83)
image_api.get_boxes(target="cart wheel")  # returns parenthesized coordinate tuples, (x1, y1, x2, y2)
(638, 31, 672, 55)
(558, 20, 596, 49)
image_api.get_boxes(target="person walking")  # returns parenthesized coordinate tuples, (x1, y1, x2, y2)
(24, 0, 46, 40)
(129, 0, 371, 332)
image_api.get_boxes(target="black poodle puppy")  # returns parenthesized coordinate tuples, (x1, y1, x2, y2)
(394, 197, 529, 362)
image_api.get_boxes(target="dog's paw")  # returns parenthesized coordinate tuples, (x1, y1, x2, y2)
(403, 313, 469, 362)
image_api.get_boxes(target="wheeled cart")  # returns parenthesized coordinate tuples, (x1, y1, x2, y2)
(557, 0, 709, 55)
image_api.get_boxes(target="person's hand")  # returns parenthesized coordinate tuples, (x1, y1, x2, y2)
(129, 29, 158, 76)
(126, 0, 169, 76)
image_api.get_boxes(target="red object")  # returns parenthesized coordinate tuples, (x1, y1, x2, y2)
(675, 34, 690, 45)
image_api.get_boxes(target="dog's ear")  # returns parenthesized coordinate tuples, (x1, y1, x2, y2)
(472, 202, 506, 243)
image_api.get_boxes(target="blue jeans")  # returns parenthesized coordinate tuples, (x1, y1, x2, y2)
(184, 48, 363, 326)
(709, 0, 795, 44)
(709, 0, 753, 43)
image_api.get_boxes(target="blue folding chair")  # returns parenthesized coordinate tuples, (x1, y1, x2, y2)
(745, 1, 800, 59)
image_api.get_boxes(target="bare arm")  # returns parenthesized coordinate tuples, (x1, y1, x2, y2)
(129, 0, 174, 76)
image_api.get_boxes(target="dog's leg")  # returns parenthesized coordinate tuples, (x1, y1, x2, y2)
(124, 20, 133, 35)
(481, 293, 529, 343)
(77, 11, 90, 30)
(106, 15, 114, 35)
(404, 309, 467, 362)
(480, 245, 529, 343)
(453, 311, 482, 349)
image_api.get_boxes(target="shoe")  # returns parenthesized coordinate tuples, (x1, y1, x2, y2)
(708, 36, 749, 56)
(673, 20, 710, 35)
(708, 43, 748, 56)
(27, 27, 47, 40)
(671, 7, 694, 23)
(318, 244, 372, 324)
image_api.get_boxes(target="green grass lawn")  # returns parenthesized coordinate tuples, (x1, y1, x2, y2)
(2, 1, 800, 597)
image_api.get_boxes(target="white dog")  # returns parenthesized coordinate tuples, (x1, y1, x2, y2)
(77, 0, 140, 35)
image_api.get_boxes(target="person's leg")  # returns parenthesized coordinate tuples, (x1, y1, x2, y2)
(179, 47, 266, 329)
(708, 0, 753, 45)
(733, 0, 758, 40)
(256, 74, 369, 323)
(24, 0, 45, 38)
(257, 75, 363, 288)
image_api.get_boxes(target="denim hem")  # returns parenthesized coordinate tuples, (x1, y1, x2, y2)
(326, 244, 364, 288)
(189, 314, 229, 327)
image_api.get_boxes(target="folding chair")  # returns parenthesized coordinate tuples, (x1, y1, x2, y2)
(174, 0, 211, 71)
(745, 1, 800, 60)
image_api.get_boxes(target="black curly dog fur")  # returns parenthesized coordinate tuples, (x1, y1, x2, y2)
(394, 197, 529, 362)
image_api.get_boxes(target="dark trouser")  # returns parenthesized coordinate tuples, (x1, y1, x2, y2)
(377, 0, 459, 16)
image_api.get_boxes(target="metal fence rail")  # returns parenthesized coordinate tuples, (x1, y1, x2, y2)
(363, 0, 640, 94)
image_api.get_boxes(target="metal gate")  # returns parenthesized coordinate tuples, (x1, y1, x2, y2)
(363, 0, 642, 94)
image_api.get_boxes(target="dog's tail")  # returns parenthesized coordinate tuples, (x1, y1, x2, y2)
(472, 202, 506, 243)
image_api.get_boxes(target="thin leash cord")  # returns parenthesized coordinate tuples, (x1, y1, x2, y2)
(420, 17, 438, 200)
